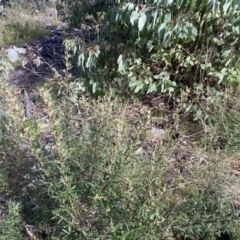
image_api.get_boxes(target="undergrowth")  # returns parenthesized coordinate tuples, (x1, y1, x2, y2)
(0, 1, 240, 239)
(0, 41, 239, 239)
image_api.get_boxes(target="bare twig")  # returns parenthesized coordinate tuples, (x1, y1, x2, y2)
(24, 88, 32, 118)
(25, 225, 39, 240)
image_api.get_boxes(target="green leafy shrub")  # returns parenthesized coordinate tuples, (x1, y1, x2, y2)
(0, 201, 24, 240)
(0, 42, 240, 239)
(23, 89, 239, 239)
(58, 0, 240, 97)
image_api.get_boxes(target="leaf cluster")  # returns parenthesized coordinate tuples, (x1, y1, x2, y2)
(58, 0, 240, 98)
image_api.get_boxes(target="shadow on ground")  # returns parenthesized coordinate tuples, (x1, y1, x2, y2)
(7, 27, 66, 89)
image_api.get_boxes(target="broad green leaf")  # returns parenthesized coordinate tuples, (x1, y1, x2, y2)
(117, 54, 123, 64)
(147, 40, 154, 52)
(78, 54, 85, 67)
(153, 75, 160, 80)
(160, 71, 170, 79)
(117, 54, 126, 73)
(86, 56, 91, 68)
(222, 50, 231, 58)
(147, 84, 157, 93)
(91, 82, 97, 94)
(163, 13, 171, 23)
(166, 0, 174, 6)
(126, 2, 134, 11)
(223, 1, 231, 15)
(152, 9, 158, 28)
(134, 83, 144, 93)
(158, 23, 166, 38)
(168, 87, 175, 92)
(185, 104, 192, 113)
(210, 0, 218, 12)
(130, 11, 140, 25)
(216, 70, 227, 83)
(232, 15, 240, 25)
(128, 71, 133, 77)
(138, 13, 147, 31)
(191, 26, 198, 36)
(163, 31, 172, 46)
(129, 76, 137, 86)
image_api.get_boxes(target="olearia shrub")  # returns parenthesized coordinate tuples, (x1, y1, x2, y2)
(0, 42, 239, 239)
(18, 43, 240, 239)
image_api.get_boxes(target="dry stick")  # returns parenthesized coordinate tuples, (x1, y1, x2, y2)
(24, 88, 32, 118)
(25, 225, 39, 240)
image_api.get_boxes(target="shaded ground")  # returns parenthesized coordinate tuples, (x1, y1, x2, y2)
(7, 27, 65, 88)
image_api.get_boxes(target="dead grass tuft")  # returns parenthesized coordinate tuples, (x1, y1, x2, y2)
(0, 4, 61, 48)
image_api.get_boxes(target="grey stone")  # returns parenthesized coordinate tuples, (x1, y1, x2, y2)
(151, 127, 166, 137)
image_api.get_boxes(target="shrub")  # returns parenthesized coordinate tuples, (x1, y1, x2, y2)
(57, 0, 240, 97)
(0, 201, 24, 240)
(0, 40, 240, 239)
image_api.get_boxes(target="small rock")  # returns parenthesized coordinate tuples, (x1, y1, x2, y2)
(21, 187, 27, 194)
(27, 183, 35, 189)
(151, 127, 166, 137)
(13, 46, 27, 55)
(39, 123, 50, 132)
(136, 146, 145, 155)
(44, 144, 51, 151)
(23, 174, 31, 180)
(6, 48, 19, 62)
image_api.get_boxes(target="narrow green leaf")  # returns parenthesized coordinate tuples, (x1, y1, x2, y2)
(223, 1, 231, 15)
(189, 0, 195, 10)
(176, 0, 180, 8)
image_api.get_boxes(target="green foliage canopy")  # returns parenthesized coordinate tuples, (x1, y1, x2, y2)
(59, 0, 240, 95)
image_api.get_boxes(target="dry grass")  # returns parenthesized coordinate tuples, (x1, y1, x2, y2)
(0, 4, 61, 48)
